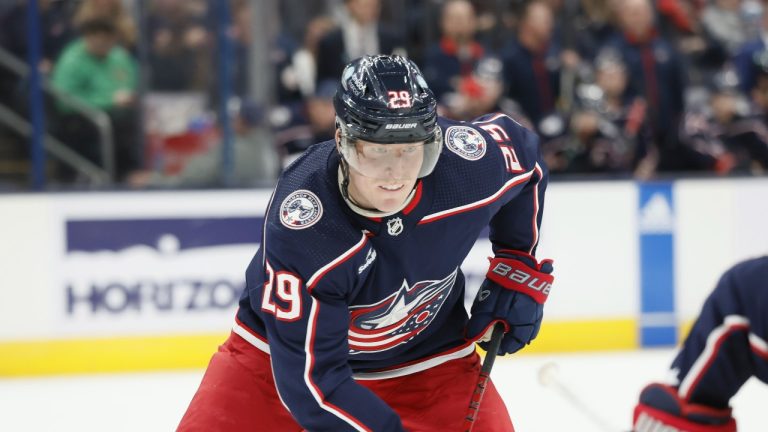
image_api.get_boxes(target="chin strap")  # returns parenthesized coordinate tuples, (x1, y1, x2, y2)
(338, 158, 379, 214)
(336, 132, 357, 205)
(339, 157, 352, 202)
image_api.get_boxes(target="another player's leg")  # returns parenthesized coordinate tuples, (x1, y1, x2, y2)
(177, 332, 301, 432)
(359, 352, 514, 431)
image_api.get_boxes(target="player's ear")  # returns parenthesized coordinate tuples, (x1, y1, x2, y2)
(335, 128, 342, 149)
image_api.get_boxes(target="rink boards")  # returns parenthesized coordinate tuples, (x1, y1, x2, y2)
(1, 178, 766, 376)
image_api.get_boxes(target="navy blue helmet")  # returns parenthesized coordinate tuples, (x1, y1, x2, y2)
(334, 55, 442, 179)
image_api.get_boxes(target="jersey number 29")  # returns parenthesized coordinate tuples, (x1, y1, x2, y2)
(261, 262, 303, 321)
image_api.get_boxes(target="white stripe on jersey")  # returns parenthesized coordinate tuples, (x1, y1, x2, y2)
(304, 298, 370, 432)
(679, 315, 749, 399)
(749, 333, 768, 357)
(306, 231, 369, 289)
(261, 186, 279, 267)
(528, 163, 544, 254)
(472, 112, 522, 127)
(420, 169, 535, 223)
(233, 322, 270, 354)
(353, 343, 476, 380)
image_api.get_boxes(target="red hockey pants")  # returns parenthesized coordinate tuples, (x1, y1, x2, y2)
(178, 331, 514, 431)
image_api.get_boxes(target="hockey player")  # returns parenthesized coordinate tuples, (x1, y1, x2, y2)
(178, 54, 553, 431)
(633, 256, 768, 432)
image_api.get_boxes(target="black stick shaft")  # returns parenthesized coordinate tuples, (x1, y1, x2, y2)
(463, 322, 505, 432)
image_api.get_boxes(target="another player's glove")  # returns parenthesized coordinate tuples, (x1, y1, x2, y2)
(465, 251, 554, 355)
(633, 383, 736, 432)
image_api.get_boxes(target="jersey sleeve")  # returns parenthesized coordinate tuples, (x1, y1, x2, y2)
(247, 228, 405, 432)
(473, 113, 549, 256)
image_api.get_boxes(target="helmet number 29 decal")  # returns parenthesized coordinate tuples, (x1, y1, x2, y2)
(387, 90, 412, 108)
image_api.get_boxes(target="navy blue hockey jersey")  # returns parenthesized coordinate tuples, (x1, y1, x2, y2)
(235, 113, 549, 431)
(671, 256, 768, 407)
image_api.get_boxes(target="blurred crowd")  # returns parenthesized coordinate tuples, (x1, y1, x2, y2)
(2, 0, 768, 188)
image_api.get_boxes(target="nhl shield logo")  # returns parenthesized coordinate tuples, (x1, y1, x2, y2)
(386, 217, 403, 236)
(445, 126, 486, 160)
(280, 190, 323, 229)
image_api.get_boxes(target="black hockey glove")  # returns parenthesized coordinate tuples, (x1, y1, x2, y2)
(466, 251, 553, 355)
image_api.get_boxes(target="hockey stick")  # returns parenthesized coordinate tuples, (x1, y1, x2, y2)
(463, 322, 505, 432)
(538, 362, 621, 432)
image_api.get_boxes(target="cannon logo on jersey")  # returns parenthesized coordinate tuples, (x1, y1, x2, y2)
(347, 269, 457, 354)
(280, 190, 323, 229)
(445, 125, 486, 160)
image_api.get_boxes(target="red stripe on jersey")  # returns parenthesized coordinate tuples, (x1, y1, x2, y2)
(234, 316, 268, 343)
(750, 334, 768, 360)
(349, 331, 417, 351)
(402, 181, 423, 215)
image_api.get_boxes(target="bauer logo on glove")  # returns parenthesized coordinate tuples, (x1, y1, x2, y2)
(466, 251, 554, 355)
(490, 261, 553, 296)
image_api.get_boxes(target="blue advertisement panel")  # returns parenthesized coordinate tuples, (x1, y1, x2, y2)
(638, 182, 677, 346)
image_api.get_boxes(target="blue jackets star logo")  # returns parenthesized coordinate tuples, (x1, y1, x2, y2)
(347, 269, 457, 354)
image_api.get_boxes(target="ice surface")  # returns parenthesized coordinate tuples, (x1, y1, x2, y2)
(0, 348, 764, 431)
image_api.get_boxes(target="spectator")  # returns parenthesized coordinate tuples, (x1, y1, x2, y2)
(701, 0, 748, 56)
(606, 0, 686, 172)
(564, 0, 618, 62)
(741, 0, 765, 41)
(546, 52, 649, 175)
(73, 0, 137, 50)
(733, 4, 768, 95)
(501, 1, 563, 130)
(146, 0, 211, 92)
(0, 0, 74, 74)
(279, 15, 336, 100)
(708, 72, 768, 173)
(127, 101, 279, 188)
(316, 0, 405, 83)
(749, 49, 768, 120)
(272, 79, 337, 168)
(676, 70, 768, 175)
(51, 18, 139, 181)
(592, 52, 651, 174)
(229, 0, 255, 99)
(655, 0, 697, 38)
(440, 56, 507, 121)
(566, 110, 627, 174)
(422, 0, 485, 103)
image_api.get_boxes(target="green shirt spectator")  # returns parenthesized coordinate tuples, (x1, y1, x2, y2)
(52, 19, 136, 113)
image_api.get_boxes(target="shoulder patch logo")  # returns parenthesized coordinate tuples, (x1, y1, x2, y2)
(280, 190, 323, 230)
(445, 126, 487, 160)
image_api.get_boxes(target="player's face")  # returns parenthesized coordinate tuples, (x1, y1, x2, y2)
(344, 139, 424, 212)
